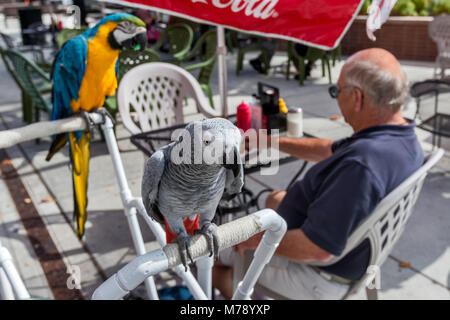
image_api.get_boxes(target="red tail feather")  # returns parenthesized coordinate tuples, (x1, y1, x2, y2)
(164, 214, 199, 244)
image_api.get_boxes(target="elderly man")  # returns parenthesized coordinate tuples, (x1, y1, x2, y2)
(212, 48, 424, 300)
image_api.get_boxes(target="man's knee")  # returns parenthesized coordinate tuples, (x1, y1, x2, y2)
(265, 190, 286, 211)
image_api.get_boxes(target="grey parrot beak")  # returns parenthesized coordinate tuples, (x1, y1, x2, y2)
(223, 146, 241, 177)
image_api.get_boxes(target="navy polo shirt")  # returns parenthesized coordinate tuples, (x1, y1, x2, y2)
(276, 123, 424, 280)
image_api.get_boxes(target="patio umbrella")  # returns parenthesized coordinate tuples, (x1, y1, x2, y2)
(99, 0, 395, 116)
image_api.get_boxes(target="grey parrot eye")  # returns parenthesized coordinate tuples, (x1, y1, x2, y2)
(204, 140, 210, 146)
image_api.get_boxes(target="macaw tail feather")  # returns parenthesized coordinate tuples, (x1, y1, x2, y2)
(46, 133, 68, 161)
(68, 131, 91, 239)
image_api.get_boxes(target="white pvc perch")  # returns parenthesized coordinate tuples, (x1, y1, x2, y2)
(0, 114, 104, 149)
(92, 209, 286, 300)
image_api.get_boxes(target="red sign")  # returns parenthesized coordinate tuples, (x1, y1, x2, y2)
(106, 0, 364, 49)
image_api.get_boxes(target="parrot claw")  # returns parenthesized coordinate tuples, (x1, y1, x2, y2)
(173, 235, 195, 272)
(93, 107, 115, 125)
(78, 110, 95, 134)
(195, 223, 219, 261)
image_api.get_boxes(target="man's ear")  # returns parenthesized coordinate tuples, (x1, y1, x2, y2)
(352, 87, 364, 112)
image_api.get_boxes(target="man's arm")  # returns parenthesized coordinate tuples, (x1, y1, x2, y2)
(247, 133, 334, 162)
(277, 136, 334, 162)
(236, 228, 333, 263)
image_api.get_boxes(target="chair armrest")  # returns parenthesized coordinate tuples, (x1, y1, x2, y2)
(151, 35, 165, 52)
(173, 43, 192, 60)
(31, 64, 51, 82)
(17, 46, 45, 63)
(184, 53, 217, 71)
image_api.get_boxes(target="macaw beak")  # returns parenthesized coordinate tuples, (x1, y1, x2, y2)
(109, 24, 148, 51)
(132, 27, 147, 51)
(223, 146, 241, 178)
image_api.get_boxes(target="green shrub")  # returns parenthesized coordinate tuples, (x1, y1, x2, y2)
(359, 0, 371, 15)
(431, 0, 450, 15)
(413, 0, 430, 12)
(392, 0, 418, 16)
(359, 0, 450, 16)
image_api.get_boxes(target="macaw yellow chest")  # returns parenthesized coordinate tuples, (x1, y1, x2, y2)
(71, 23, 120, 113)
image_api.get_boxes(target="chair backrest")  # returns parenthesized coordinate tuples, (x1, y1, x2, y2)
(310, 148, 444, 269)
(117, 48, 161, 83)
(0, 47, 24, 91)
(428, 15, 450, 59)
(2, 49, 51, 113)
(117, 62, 220, 134)
(184, 29, 217, 85)
(152, 23, 194, 59)
(197, 30, 217, 85)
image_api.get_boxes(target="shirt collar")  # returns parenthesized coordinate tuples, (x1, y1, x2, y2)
(352, 121, 416, 139)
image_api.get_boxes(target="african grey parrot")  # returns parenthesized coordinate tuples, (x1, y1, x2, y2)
(141, 118, 244, 269)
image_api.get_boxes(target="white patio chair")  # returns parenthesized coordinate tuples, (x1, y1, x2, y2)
(429, 15, 450, 79)
(117, 62, 221, 135)
(254, 148, 444, 300)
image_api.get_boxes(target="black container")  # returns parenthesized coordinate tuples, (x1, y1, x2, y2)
(18, 8, 45, 45)
(258, 82, 279, 116)
(267, 113, 287, 134)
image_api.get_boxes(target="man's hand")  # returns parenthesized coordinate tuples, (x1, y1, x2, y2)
(244, 131, 272, 152)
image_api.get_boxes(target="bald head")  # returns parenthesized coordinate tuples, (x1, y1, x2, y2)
(341, 48, 408, 111)
(347, 48, 402, 75)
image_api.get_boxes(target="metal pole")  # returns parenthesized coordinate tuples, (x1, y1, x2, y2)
(217, 26, 228, 117)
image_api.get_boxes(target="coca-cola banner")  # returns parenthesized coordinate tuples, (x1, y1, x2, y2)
(104, 0, 365, 49)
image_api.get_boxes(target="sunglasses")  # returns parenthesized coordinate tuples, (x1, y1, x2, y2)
(328, 85, 361, 99)
(328, 85, 340, 99)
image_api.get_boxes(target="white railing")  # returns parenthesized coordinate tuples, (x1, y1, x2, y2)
(0, 240, 31, 300)
(92, 209, 286, 300)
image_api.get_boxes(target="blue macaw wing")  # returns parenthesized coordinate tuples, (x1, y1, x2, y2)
(52, 35, 88, 121)
(115, 58, 119, 81)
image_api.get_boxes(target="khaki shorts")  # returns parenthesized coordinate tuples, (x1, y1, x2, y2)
(220, 247, 350, 300)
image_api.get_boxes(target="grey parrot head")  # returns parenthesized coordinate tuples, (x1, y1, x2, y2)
(171, 118, 242, 176)
(108, 20, 147, 51)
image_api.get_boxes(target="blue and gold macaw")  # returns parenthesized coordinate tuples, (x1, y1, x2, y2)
(46, 13, 147, 239)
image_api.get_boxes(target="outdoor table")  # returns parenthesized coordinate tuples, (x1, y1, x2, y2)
(130, 115, 312, 218)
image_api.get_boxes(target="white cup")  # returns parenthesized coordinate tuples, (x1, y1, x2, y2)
(287, 107, 303, 138)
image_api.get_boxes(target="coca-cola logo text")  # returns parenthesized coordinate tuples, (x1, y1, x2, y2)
(192, 0, 279, 19)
